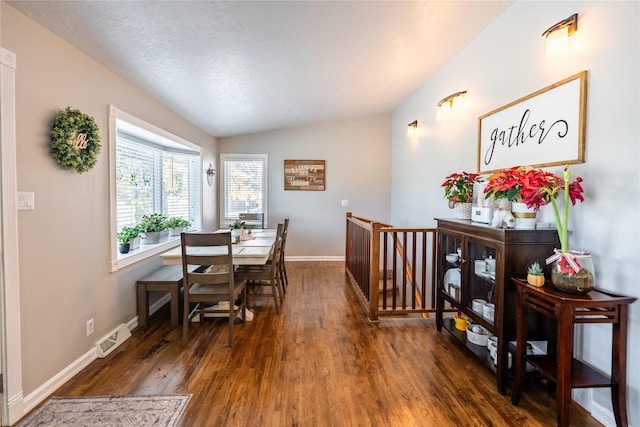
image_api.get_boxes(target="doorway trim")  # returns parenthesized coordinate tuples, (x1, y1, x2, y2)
(1, 47, 25, 425)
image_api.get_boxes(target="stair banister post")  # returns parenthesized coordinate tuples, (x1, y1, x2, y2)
(369, 221, 381, 320)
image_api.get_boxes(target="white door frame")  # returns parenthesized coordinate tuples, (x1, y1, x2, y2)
(1, 47, 25, 426)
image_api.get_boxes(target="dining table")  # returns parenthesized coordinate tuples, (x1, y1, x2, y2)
(159, 228, 277, 266)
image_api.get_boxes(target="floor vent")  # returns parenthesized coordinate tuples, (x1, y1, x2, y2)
(95, 324, 131, 358)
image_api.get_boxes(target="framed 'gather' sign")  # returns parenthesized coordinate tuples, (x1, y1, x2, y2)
(284, 159, 325, 191)
(477, 71, 587, 174)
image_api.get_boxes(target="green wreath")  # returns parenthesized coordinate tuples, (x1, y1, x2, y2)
(50, 107, 101, 173)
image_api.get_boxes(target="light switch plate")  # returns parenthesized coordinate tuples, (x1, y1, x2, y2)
(17, 192, 35, 211)
(341, 199, 349, 207)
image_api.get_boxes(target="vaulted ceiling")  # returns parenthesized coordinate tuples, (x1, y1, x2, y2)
(8, 1, 513, 137)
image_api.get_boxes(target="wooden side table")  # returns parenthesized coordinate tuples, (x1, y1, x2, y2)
(511, 278, 636, 427)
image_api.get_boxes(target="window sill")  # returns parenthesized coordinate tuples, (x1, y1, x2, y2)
(111, 236, 180, 272)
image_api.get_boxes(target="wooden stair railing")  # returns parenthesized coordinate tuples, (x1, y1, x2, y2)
(345, 212, 438, 321)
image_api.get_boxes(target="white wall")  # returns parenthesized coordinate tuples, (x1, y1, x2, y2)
(391, 1, 639, 425)
(220, 115, 392, 258)
(1, 2, 217, 409)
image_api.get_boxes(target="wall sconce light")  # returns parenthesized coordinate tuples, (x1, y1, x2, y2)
(407, 120, 418, 137)
(206, 163, 216, 186)
(436, 91, 467, 121)
(543, 13, 578, 60)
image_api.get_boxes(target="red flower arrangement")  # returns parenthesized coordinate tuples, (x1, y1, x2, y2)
(441, 171, 482, 208)
(483, 166, 528, 202)
(485, 165, 584, 253)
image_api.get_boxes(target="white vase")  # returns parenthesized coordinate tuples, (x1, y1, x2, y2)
(511, 202, 536, 229)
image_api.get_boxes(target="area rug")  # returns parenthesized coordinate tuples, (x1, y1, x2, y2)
(17, 394, 191, 427)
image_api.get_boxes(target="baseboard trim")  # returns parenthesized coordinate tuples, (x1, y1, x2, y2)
(590, 403, 615, 427)
(6, 389, 24, 426)
(20, 319, 138, 416)
(21, 347, 97, 414)
(285, 256, 345, 262)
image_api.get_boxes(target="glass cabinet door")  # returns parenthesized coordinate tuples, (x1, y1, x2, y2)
(464, 238, 497, 326)
(440, 232, 462, 303)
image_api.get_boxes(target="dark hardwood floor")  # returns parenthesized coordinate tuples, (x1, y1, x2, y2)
(45, 262, 601, 426)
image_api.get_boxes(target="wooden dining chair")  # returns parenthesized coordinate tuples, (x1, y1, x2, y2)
(181, 232, 247, 346)
(234, 230, 284, 314)
(265, 218, 289, 293)
(239, 212, 264, 229)
(279, 217, 290, 289)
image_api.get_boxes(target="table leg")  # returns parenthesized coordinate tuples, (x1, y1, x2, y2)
(611, 304, 629, 427)
(137, 283, 149, 327)
(556, 305, 574, 427)
(511, 286, 527, 405)
(170, 281, 180, 327)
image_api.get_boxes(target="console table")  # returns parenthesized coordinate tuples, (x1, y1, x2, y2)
(511, 278, 636, 427)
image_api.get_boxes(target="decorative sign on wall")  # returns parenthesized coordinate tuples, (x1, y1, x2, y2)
(284, 159, 325, 191)
(477, 71, 587, 174)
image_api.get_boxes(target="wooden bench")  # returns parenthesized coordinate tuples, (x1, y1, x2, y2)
(137, 265, 185, 328)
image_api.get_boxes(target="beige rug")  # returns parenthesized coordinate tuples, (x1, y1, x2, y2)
(16, 394, 191, 427)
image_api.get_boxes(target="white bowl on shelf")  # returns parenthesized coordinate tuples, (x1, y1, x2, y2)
(466, 324, 490, 346)
(446, 253, 459, 263)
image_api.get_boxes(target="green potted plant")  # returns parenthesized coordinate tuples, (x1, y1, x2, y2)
(229, 219, 247, 241)
(441, 171, 482, 219)
(117, 226, 139, 254)
(229, 219, 247, 230)
(129, 224, 142, 250)
(167, 217, 192, 236)
(527, 262, 545, 287)
(138, 213, 169, 244)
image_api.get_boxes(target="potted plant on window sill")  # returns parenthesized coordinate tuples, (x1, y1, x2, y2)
(129, 225, 141, 250)
(117, 226, 140, 254)
(167, 217, 192, 236)
(139, 213, 169, 245)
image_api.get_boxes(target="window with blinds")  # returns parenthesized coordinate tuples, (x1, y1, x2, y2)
(109, 106, 203, 270)
(220, 153, 268, 227)
(116, 134, 201, 231)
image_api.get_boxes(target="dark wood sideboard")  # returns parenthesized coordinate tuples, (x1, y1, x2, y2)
(435, 218, 559, 394)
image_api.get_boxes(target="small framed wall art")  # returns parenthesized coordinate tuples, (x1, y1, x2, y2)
(284, 159, 325, 191)
(477, 70, 587, 174)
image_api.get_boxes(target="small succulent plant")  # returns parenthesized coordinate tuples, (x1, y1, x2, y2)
(527, 262, 544, 276)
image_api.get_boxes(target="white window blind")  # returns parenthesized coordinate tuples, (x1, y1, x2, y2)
(116, 132, 201, 231)
(221, 154, 268, 227)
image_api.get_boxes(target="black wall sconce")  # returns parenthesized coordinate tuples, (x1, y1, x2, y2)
(206, 163, 215, 186)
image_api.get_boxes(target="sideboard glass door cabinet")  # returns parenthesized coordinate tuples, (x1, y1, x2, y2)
(435, 218, 560, 394)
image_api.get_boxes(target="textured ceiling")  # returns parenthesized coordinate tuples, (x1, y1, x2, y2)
(8, 1, 513, 137)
